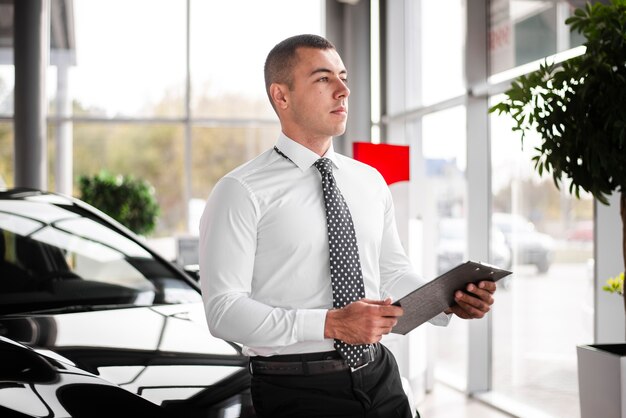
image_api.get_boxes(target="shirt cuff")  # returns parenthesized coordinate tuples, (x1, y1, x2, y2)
(429, 311, 452, 327)
(296, 309, 328, 341)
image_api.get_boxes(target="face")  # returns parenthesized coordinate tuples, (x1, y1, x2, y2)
(272, 47, 350, 143)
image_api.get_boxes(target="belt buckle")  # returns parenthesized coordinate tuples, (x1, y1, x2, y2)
(350, 345, 375, 373)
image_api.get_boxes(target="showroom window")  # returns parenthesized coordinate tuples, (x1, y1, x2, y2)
(6, 0, 322, 239)
(71, 0, 187, 118)
(0, 122, 12, 188)
(489, 0, 585, 74)
(0, 33, 14, 187)
(383, 0, 596, 415)
(383, 0, 470, 394)
(189, 0, 320, 121)
(72, 123, 187, 233)
(419, 0, 465, 106)
(487, 2, 594, 414)
(71, 0, 320, 237)
(422, 106, 469, 390)
(489, 97, 593, 417)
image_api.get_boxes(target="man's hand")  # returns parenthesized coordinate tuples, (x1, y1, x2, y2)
(445, 280, 496, 319)
(324, 298, 403, 344)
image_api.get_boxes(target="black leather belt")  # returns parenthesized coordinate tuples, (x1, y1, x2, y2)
(249, 344, 378, 376)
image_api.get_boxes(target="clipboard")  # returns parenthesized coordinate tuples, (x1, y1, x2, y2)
(391, 261, 512, 335)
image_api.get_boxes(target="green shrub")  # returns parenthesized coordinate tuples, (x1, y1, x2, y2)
(79, 171, 160, 236)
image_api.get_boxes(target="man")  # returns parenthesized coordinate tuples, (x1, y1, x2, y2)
(199, 34, 496, 418)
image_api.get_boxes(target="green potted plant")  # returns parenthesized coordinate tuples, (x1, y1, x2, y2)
(489, 1, 626, 416)
(490, 0, 626, 281)
(78, 170, 160, 236)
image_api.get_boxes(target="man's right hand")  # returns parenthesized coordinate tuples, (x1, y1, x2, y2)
(324, 298, 404, 344)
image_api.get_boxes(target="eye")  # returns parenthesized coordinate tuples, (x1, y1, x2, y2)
(341, 78, 348, 84)
(318, 76, 329, 82)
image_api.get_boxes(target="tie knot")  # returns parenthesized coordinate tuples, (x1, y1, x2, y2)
(314, 158, 333, 175)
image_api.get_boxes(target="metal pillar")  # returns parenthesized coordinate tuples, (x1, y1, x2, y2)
(343, 0, 371, 152)
(466, 0, 492, 394)
(55, 61, 72, 195)
(325, 0, 371, 156)
(595, 194, 625, 343)
(14, 0, 49, 190)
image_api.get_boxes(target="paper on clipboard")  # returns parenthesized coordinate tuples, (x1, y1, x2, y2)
(391, 261, 512, 335)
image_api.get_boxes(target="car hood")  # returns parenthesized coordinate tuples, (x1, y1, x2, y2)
(0, 303, 249, 416)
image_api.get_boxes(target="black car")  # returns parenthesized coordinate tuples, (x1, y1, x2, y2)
(0, 188, 255, 417)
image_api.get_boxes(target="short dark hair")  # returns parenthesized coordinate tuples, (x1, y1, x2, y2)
(264, 34, 336, 110)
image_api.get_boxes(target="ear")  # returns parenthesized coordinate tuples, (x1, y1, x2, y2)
(269, 83, 289, 110)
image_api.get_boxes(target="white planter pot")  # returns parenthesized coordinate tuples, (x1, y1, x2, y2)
(577, 344, 626, 418)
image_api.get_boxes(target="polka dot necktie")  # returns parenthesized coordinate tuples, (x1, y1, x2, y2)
(314, 157, 370, 368)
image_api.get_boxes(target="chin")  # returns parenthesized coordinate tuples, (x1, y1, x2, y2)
(330, 131, 346, 138)
(331, 125, 347, 137)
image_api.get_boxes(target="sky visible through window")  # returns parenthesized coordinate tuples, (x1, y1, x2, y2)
(71, 0, 322, 117)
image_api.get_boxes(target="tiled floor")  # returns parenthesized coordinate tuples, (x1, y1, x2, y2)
(417, 383, 515, 418)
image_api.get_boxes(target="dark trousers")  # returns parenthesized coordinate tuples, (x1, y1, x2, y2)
(250, 344, 417, 418)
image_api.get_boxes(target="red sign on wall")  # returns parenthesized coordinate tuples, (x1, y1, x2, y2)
(352, 142, 410, 186)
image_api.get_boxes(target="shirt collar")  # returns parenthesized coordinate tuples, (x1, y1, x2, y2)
(276, 133, 341, 172)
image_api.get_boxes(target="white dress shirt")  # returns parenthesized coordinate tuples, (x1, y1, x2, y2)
(199, 133, 448, 357)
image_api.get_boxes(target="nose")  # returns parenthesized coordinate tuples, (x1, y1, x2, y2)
(335, 79, 350, 100)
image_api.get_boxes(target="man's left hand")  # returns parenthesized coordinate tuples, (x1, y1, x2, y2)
(444, 280, 496, 319)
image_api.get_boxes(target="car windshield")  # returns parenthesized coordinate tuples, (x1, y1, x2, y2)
(0, 195, 201, 315)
